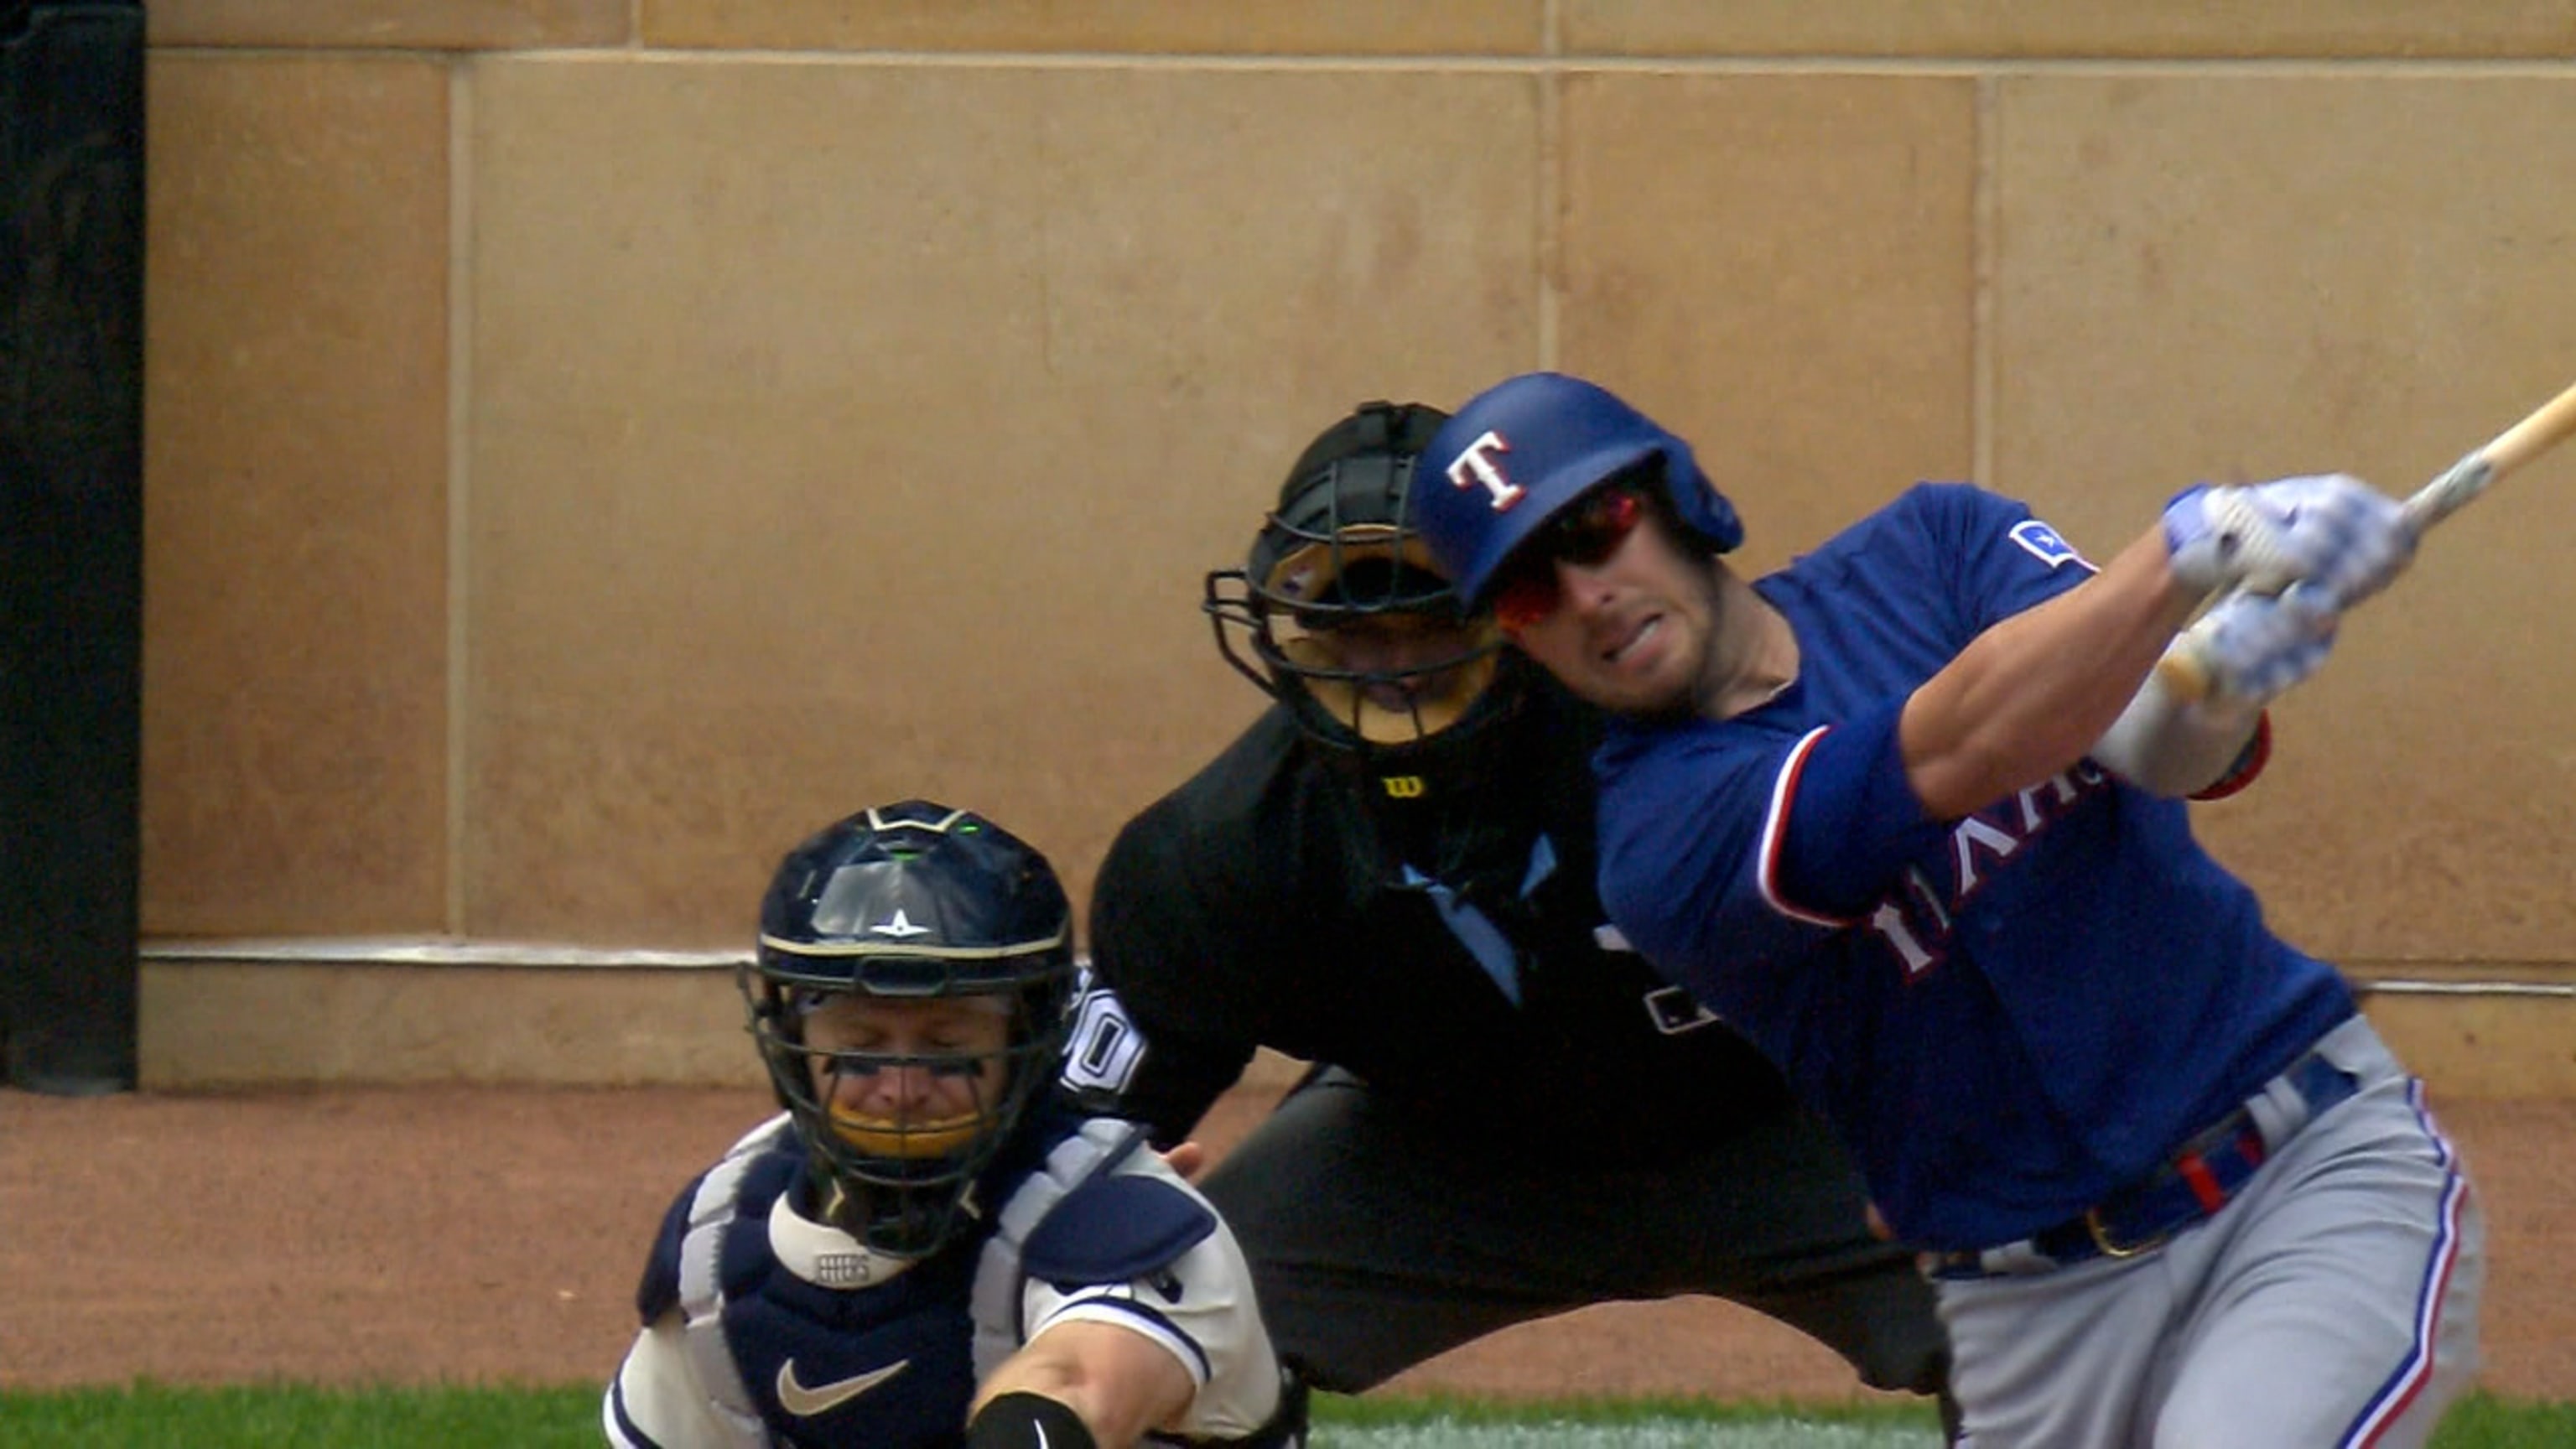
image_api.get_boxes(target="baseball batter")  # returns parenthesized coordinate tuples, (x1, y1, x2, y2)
(603, 801, 1295, 1449)
(1408, 371, 2486, 1448)
(1066, 402, 1953, 1429)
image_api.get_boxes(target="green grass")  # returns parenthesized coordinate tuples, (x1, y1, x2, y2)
(0, 1384, 2565, 1447)
(0, 1383, 603, 1448)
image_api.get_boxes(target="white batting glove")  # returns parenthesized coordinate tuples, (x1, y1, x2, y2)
(2162, 474, 2417, 603)
(2177, 582, 2341, 703)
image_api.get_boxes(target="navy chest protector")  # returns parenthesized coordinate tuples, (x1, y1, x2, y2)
(637, 1116, 1215, 1447)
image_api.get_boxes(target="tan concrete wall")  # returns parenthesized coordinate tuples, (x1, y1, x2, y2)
(138, 955, 2576, 1100)
(138, 5, 2576, 1082)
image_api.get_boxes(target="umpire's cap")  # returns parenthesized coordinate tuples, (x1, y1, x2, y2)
(1410, 372, 1743, 605)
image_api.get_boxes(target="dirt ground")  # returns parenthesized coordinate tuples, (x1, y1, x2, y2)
(3, 1082, 2569, 1405)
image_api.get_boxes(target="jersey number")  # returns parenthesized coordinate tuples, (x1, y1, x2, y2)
(1060, 984, 1147, 1097)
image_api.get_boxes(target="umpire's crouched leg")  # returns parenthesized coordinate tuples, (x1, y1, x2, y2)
(1202, 1067, 1953, 1426)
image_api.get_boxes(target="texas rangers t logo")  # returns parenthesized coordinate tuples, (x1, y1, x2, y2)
(1446, 430, 1525, 512)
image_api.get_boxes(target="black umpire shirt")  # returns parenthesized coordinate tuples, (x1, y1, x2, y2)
(1083, 673, 1799, 1168)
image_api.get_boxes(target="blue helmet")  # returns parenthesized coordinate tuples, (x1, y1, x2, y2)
(1410, 372, 1742, 605)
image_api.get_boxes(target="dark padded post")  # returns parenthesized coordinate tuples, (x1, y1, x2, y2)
(1, 0, 144, 1094)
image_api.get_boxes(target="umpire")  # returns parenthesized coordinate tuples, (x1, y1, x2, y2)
(1067, 401, 1954, 1426)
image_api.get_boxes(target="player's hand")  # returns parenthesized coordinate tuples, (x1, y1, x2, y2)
(1158, 1140, 1208, 1181)
(2174, 582, 2340, 703)
(2162, 473, 2417, 603)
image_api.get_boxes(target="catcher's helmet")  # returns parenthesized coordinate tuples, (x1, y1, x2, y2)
(1207, 401, 1532, 798)
(1410, 372, 1742, 606)
(742, 799, 1076, 1259)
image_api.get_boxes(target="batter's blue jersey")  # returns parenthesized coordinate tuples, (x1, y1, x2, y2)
(1595, 483, 2355, 1252)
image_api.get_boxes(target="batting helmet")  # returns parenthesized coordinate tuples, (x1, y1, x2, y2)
(1206, 401, 1536, 790)
(1410, 372, 1742, 606)
(742, 799, 1077, 1258)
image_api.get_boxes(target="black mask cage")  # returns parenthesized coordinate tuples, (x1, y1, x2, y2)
(745, 969, 1069, 1259)
(740, 800, 1077, 1259)
(1208, 401, 1517, 756)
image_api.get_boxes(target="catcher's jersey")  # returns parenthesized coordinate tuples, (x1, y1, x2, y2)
(1595, 483, 2355, 1252)
(1074, 665, 1795, 1166)
(601, 1105, 1280, 1449)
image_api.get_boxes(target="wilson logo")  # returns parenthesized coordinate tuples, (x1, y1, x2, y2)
(1381, 776, 1426, 799)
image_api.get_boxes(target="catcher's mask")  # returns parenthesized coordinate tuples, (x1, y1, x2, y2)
(742, 799, 1076, 1259)
(1208, 401, 1531, 806)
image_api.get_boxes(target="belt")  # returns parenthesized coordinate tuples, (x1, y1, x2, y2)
(1929, 1048, 2360, 1280)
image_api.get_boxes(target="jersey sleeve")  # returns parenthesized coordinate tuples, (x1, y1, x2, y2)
(603, 1312, 736, 1449)
(1019, 1152, 1283, 1441)
(1766, 486, 2101, 915)
(1768, 701, 1955, 918)
(1597, 723, 1842, 1026)
(1074, 806, 1266, 1145)
(1929, 482, 2099, 631)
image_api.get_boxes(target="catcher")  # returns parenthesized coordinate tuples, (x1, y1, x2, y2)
(604, 800, 1299, 1449)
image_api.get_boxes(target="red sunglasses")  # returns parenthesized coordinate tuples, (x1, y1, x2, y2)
(1489, 483, 1648, 631)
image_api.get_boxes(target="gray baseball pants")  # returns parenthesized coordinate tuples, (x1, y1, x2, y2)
(1933, 1017, 2485, 1448)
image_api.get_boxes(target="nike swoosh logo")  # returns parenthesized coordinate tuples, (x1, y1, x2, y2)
(776, 1358, 909, 1416)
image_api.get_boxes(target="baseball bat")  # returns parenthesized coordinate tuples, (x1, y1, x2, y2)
(2157, 376, 2576, 703)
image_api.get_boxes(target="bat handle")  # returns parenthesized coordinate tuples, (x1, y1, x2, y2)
(2410, 377, 2576, 528)
(2153, 627, 2222, 704)
(2156, 376, 2576, 706)
(2398, 455, 2491, 533)
(2161, 452, 2495, 704)
(2161, 438, 2501, 705)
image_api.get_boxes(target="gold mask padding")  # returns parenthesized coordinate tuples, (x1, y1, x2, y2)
(1261, 527, 1424, 605)
(828, 1101, 985, 1158)
(1259, 523, 1501, 746)
(1275, 631, 1500, 745)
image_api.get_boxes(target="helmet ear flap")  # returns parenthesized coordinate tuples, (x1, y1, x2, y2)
(1665, 455, 1744, 553)
(1626, 452, 1742, 556)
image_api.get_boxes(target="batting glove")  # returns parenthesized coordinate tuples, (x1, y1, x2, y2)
(2179, 582, 2341, 703)
(2163, 473, 2417, 603)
